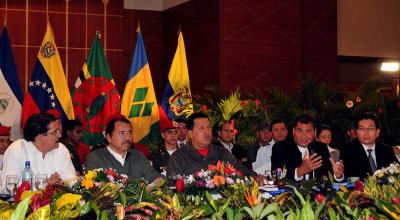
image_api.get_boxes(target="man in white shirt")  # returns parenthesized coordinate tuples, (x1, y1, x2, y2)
(0, 113, 76, 193)
(254, 119, 288, 174)
(0, 125, 11, 169)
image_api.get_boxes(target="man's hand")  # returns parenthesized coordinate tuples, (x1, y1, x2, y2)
(297, 153, 322, 177)
(329, 157, 344, 179)
(47, 172, 62, 185)
(255, 174, 266, 186)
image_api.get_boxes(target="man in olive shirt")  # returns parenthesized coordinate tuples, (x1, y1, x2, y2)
(167, 113, 259, 181)
(85, 115, 163, 182)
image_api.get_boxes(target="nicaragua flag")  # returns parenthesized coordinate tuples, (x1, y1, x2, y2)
(21, 23, 74, 126)
(161, 31, 193, 120)
(0, 26, 23, 140)
(121, 27, 160, 144)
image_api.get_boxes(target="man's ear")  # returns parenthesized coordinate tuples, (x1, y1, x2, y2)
(106, 133, 112, 143)
(187, 130, 193, 139)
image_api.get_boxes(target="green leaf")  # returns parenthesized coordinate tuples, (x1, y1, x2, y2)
(118, 191, 127, 207)
(204, 191, 218, 212)
(225, 207, 234, 220)
(79, 200, 93, 216)
(10, 194, 33, 220)
(259, 203, 278, 220)
(243, 207, 254, 219)
(26, 205, 50, 220)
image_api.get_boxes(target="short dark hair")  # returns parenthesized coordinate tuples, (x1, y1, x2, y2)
(317, 124, 331, 137)
(174, 118, 187, 125)
(62, 120, 83, 139)
(24, 113, 56, 141)
(269, 119, 286, 131)
(105, 117, 132, 136)
(187, 112, 209, 131)
(294, 113, 316, 129)
(355, 112, 380, 129)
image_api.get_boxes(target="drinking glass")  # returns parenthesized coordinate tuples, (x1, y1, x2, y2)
(35, 174, 47, 191)
(265, 170, 275, 185)
(6, 175, 18, 196)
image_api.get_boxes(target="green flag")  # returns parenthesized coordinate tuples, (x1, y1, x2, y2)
(72, 33, 121, 146)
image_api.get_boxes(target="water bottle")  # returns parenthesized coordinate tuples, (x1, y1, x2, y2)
(21, 161, 34, 189)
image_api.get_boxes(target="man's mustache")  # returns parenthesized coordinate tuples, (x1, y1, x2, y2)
(123, 140, 132, 145)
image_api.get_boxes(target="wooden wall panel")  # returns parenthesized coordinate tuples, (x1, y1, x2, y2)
(0, 0, 125, 94)
(161, 0, 220, 96)
(301, 0, 337, 82)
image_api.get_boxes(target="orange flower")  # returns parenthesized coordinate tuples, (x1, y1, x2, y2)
(213, 175, 225, 187)
(208, 160, 224, 173)
(81, 178, 94, 190)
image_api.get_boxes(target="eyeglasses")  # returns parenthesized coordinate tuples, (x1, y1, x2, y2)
(45, 129, 60, 136)
(357, 127, 376, 132)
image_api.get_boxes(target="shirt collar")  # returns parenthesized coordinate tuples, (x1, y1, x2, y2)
(361, 143, 376, 153)
(107, 146, 127, 166)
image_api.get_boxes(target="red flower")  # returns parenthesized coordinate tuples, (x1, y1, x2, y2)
(104, 169, 117, 177)
(355, 96, 362, 103)
(194, 171, 203, 178)
(255, 99, 261, 106)
(354, 180, 364, 192)
(315, 194, 325, 204)
(200, 105, 208, 111)
(391, 197, 400, 205)
(233, 128, 238, 136)
(176, 178, 184, 193)
(377, 107, 383, 114)
(241, 100, 248, 107)
(229, 120, 235, 127)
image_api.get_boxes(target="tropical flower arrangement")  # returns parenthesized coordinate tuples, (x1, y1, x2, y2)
(176, 160, 246, 195)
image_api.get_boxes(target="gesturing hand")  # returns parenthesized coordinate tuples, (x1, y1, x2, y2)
(297, 153, 322, 177)
(329, 157, 344, 179)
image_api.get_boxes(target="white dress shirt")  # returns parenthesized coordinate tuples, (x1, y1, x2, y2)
(0, 139, 76, 193)
(253, 140, 275, 174)
(107, 146, 127, 166)
(219, 139, 234, 153)
(295, 146, 310, 181)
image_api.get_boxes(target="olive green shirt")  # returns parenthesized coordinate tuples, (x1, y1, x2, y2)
(85, 147, 162, 182)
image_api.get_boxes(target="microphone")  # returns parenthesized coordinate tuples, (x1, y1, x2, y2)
(308, 147, 316, 179)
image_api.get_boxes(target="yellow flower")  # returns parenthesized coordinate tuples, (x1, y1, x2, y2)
(81, 178, 94, 189)
(55, 193, 82, 210)
(84, 170, 97, 180)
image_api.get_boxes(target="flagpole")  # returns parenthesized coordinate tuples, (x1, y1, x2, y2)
(85, 0, 88, 57)
(25, 0, 29, 92)
(46, 0, 49, 23)
(103, 0, 109, 56)
(65, 0, 70, 81)
(4, 0, 7, 26)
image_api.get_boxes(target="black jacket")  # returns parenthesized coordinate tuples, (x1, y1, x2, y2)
(341, 139, 398, 179)
(166, 143, 256, 180)
(149, 146, 173, 173)
(271, 140, 334, 182)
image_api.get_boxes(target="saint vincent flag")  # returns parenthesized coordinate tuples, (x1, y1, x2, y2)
(72, 32, 120, 146)
(160, 31, 193, 120)
(21, 23, 74, 127)
(121, 28, 160, 144)
(0, 26, 24, 140)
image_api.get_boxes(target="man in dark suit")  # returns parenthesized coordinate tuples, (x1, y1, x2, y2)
(215, 122, 249, 168)
(341, 112, 398, 179)
(271, 114, 344, 182)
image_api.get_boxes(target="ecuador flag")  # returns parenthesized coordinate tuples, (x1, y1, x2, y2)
(160, 31, 193, 120)
(72, 32, 120, 146)
(121, 28, 160, 144)
(21, 23, 74, 126)
(0, 26, 24, 140)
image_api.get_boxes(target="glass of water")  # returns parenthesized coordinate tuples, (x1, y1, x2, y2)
(35, 174, 47, 191)
(6, 175, 18, 196)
